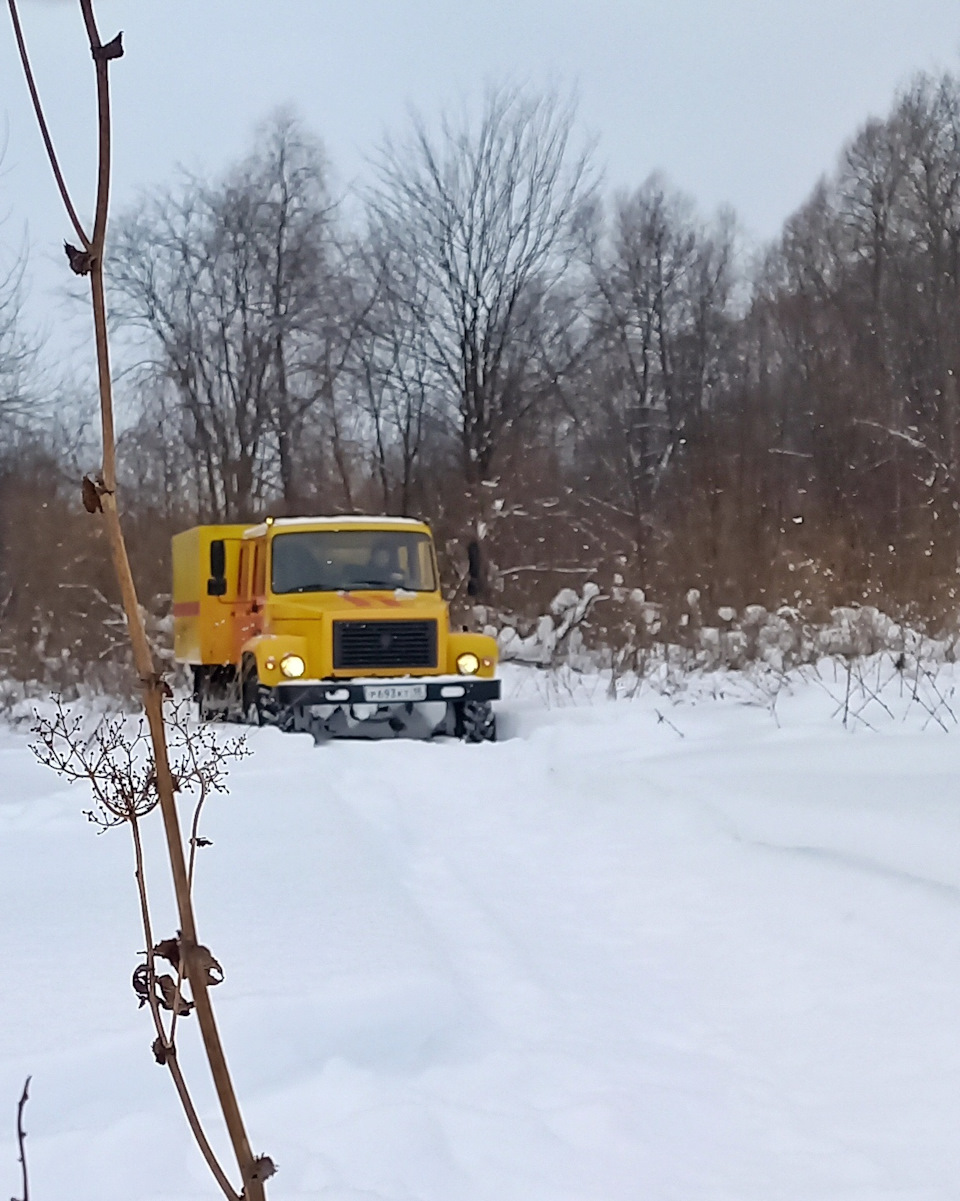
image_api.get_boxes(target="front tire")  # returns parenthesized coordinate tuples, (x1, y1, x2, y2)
(454, 699, 497, 743)
(241, 658, 262, 726)
(195, 665, 237, 723)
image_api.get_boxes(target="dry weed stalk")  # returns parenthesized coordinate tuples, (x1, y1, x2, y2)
(7, 2, 271, 1196)
(815, 650, 958, 732)
(10, 1077, 30, 1201)
(31, 702, 266, 1197)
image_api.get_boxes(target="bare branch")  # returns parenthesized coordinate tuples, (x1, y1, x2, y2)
(6, 1, 89, 249)
(11, 1076, 30, 1201)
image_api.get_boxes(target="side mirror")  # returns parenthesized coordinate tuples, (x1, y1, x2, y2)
(466, 539, 482, 598)
(207, 539, 227, 596)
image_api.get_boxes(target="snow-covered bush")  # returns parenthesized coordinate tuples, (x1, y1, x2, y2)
(489, 583, 960, 677)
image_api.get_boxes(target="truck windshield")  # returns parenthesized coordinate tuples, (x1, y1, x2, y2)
(271, 529, 437, 594)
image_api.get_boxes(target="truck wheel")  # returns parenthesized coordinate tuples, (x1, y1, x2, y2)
(455, 700, 497, 743)
(197, 680, 217, 723)
(196, 667, 224, 722)
(241, 660, 262, 727)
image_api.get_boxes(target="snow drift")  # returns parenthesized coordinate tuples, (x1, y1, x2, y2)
(2, 662, 960, 1199)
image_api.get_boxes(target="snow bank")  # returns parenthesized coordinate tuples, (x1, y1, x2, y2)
(2, 667, 960, 1199)
(490, 585, 960, 675)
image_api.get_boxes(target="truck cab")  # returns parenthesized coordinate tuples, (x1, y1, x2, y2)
(172, 517, 499, 741)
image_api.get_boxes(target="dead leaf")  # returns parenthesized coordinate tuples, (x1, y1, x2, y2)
(65, 242, 96, 276)
(81, 474, 102, 513)
(250, 1155, 277, 1182)
(152, 1037, 170, 1065)
(93, 31, 124, 61)
(157, 974, 193, 1016)
(131, 962, 150, 1008)
(194, 944, 224, 987)
(153, 937, 181, 971)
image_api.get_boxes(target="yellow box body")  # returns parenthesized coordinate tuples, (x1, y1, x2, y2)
(171, 517, 499, 684)
(172, 523, 250, 666)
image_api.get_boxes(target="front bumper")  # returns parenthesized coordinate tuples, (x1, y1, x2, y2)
(274, 674, 500, 707)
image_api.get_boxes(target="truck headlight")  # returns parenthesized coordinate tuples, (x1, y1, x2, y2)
(456, 652, 480, 675)
(280, 653, 306, 678)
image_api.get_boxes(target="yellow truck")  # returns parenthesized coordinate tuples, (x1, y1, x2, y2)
(172, 516, 500, 741)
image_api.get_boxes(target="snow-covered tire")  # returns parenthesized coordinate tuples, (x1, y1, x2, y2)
(241, 659, 263, 727)
(196, 667, 230, 722)
(455, 700, 497, 743)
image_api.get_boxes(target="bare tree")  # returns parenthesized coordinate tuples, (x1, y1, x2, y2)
(0, 239, 37, 436)
(894, 74, 960, 476)
(366, 86, 596, 586)
(580, 177, 737, 561)
(111, 112, 350, 518)
(351, 229, 440, 513)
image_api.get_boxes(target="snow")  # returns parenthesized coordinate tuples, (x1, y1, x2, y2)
(3, 661, 960, 1199)
(243, 516, 429, 537)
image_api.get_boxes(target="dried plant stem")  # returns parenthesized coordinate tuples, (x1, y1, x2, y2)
(170, 792, 214, 1048)
(7, 2, 266, 1196)
(6, 0, 88, 248)
(130, 816, 239, 1201)
(12, 1077, 30, 1201)
(79, 5, 263, 1192)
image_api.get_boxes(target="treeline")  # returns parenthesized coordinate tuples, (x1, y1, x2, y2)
(4, 74, 960, 683)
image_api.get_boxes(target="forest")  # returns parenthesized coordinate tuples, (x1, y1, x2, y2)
(3, 72, 960, 684)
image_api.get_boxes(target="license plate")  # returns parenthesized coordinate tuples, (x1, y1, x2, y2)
(363, 683, 427, 703)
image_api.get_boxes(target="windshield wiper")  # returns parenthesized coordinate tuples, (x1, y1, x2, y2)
(347, 578, 398, 589)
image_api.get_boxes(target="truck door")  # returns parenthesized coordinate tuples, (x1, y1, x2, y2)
(232, 538, 265, 662)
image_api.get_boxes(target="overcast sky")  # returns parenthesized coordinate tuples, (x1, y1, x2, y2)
(2, 0, 959, 350)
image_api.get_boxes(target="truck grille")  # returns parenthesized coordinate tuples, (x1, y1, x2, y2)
(333, 620, 438, 670)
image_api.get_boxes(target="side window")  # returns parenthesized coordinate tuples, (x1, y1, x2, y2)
(238, 545, 249, 600)
(418, 539, 436, 590)
(253, 540, 266, 597)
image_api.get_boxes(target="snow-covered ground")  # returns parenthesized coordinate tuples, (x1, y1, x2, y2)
(2, 659, 960, 1200)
